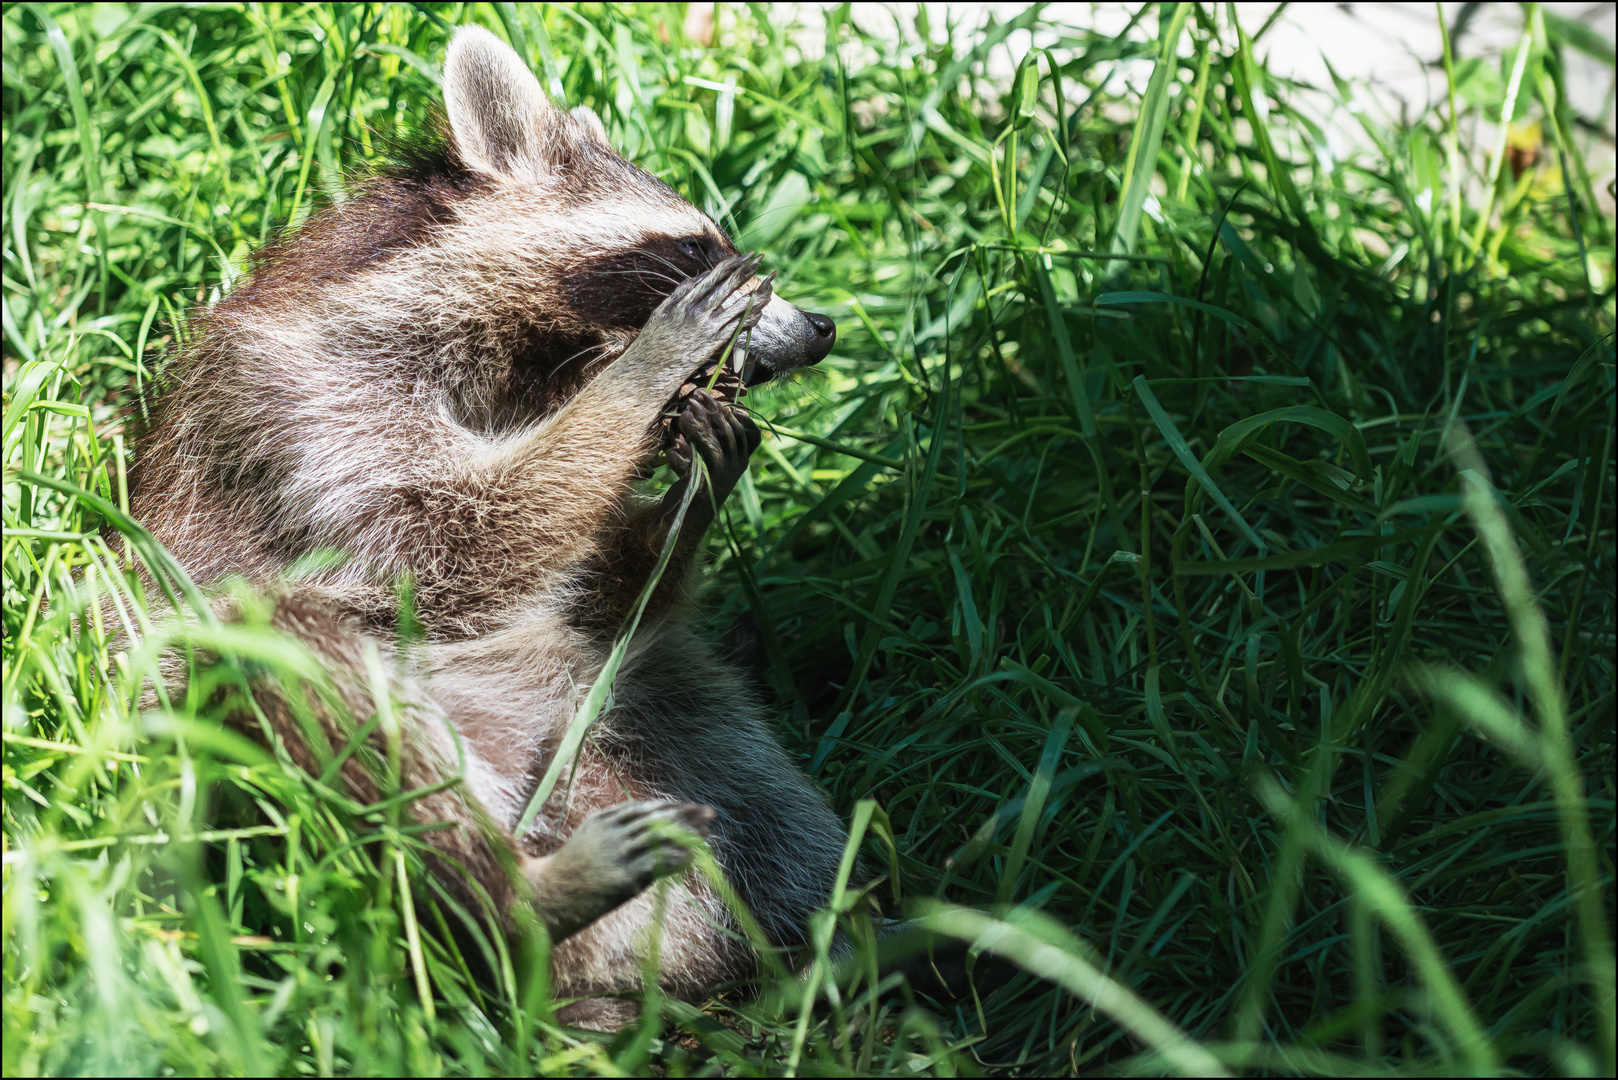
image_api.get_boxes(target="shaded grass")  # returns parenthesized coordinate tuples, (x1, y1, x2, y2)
(3, 2, 1614, 1075)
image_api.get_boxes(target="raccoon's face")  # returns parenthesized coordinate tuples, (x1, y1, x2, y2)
(440, 26, 834, 395)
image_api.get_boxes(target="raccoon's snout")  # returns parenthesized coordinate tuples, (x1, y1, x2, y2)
(803, 311, 836, 362)
(743, 295, 836, 386)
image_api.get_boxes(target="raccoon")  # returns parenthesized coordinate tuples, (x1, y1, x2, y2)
(125, 25, 848, 1026)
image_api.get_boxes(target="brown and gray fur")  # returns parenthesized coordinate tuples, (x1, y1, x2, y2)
(125, 26, 848, 1026)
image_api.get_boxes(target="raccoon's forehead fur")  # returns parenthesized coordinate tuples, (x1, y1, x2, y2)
(210, 53, 738, 424)
(245, 125, 733, 319)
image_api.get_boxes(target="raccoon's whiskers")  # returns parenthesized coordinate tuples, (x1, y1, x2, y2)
(588, 266, 687, 297)
(644, 250, 697, 281)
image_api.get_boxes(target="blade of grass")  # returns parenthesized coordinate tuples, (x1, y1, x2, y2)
(1133, 375, 1265, 553)
(1110, 2, 1191, 271)
(918, 902, 1229, 1077)
(996, 708, 1074, 904)
(1255, 776, 1497, 1072)
(1447, 425, 1616, 1072)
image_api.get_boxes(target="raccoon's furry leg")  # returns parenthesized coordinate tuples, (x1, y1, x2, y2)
(604, 637, 851, 946)
(249, 592, 715, 943)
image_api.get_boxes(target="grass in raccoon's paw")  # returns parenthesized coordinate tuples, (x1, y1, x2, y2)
(4, 2, 1614, 1077)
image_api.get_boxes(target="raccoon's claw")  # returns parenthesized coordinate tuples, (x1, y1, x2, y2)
(734, 267, 773, 331)
(530, 799, 715, 942)
(665, 431, 693, 477)
(578, 799, 714, 890)
(673, 255, 771, 333)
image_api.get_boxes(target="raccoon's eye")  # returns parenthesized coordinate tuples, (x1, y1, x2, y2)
(677, 238, 709, 263)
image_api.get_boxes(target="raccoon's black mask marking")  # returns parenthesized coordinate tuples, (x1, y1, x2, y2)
(567, 233, 738, 330)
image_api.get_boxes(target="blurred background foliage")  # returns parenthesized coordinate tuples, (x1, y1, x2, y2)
(3, 2, 1614, 1076)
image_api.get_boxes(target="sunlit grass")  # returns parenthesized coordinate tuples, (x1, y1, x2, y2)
(4, 3, 1613, 1076)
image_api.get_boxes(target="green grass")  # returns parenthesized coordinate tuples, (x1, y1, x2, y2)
(4, 2, 1614, 1075)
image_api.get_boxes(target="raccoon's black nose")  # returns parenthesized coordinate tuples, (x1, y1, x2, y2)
(803, 312, 836, 363)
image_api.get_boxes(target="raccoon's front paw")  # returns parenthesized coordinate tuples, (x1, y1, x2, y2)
(638, 255, 773, 387)
(665, 389, 760, 506)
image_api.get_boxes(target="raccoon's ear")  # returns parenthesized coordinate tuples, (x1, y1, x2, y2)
(569, 105, 610, 147)
(443, 25, 553, 181)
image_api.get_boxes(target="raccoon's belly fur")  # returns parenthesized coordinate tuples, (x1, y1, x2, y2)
(427, 612, 847, 994)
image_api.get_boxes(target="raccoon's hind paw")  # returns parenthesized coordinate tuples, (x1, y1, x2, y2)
(529, 799, 715, 941)
(575, 799, 713, 893)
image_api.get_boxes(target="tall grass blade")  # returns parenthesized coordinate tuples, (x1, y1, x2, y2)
(1110, 2, 1191, 270)
(919, 902, 1229, 1077)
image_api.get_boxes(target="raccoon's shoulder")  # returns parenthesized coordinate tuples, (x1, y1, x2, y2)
(232, 137, 489, 305)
